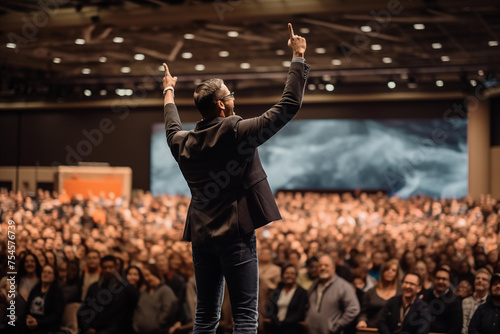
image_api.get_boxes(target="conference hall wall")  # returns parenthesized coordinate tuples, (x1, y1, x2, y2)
(0, 99, 481, 195)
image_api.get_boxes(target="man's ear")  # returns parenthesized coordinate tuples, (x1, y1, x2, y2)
(217, 100, 225, 110)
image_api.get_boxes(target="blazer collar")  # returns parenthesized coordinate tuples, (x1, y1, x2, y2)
(195, 117, 224, 130)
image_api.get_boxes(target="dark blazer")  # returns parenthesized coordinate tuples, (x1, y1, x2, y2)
(377, 295, 431, 334)
(267, 284, 308, 334)
(164, 61, 310, 244)
(421, 288, 463, 334)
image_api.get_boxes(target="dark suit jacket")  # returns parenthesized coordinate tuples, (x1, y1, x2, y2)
(268, 284, 308, 334)
(164, 61, 310, 244)
(378, 295, 431, 334)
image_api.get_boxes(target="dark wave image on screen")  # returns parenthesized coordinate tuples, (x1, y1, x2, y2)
(151, 118, 468, 198)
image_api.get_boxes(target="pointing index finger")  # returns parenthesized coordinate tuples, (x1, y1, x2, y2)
(163, 62, 170, 74)
(288, 23, 295, 38)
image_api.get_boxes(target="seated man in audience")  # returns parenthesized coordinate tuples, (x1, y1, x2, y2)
(468, 273, 500, 334)
(297, 256, 318, 290)
(77, 255, 138, 334)
(79, 249, 101, 302)
(306, 255, 360, 334)
(462, 268, 491, 334)
(422, 267, 463, 334)
(378, 272, 431, 334)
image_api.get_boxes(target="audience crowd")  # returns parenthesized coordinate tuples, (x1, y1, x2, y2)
(0, 188, 499, 334)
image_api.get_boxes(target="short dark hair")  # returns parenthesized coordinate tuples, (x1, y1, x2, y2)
(281, 263, 298, 278)
(194, 78, 224, 118)
(402, 271, 422, 286)
(434, 266, 453, 281)
(101, 255, 116, 266)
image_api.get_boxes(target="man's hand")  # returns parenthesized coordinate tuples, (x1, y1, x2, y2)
(163, 62, 178, 89)
(287, 23, 306, 58)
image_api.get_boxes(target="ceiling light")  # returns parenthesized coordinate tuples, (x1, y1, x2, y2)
(219, 51, 229, 57)
(181, 52, 193, 59)
(276, 49, 285, 56)
(184, 33, 195, 40)
(382, 57, 392, 64)
(195, 64, 205, 71)
(478, 70, 484, 76)
(361, 26, 372, 32)
(99, 89, 107, 96)
(282, 61, 291, 67)
(489, 40, 499, 47)
(470, 79, 477, 87)
(134, 54, 145, 61)
(332, 59, 342, 66)
(387, 81, 396, 89)
(99, 56, 107, 63)
(315, 48, 326, 54)
(414, 24, 425, 30)
(113, 37, 124, 43)
(75, 38, 85, 45)
(240, 62, 251, 69)
(158, 65, 165, 72)
(300, 28, 310, 34)
(84, 89, 92, 97)
(53, 57, 61, 64)
(6, 43, 16, 49)
(121, 66, 131, 73)
(371, 44, 382, 51)
(115, 88, 125, 96)
(82, 68, 91, 74)
(322, 75, 331, 81)
(436, 80, 444, 87)
(325, 84, 335, 92)
(227, 31, 239, 37)
(441, 56, 450, 62)
(318, 84, 325, 90)
(432, 43, 442, 49)
(308, 84, 316, 90)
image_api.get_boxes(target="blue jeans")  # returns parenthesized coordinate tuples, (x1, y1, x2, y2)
(192, 231, 258, 334)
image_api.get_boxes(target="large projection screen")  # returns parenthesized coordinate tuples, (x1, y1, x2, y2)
(151, 119, 467, 199)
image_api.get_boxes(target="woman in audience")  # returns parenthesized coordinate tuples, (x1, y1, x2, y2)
(267, 264, 308, 334)
(133, 264, 178, 334)
(357, 259, 401, 329)
(24, 264, 65, 333)
(125, 265, 145, 290)
(414, 260, 433, 290)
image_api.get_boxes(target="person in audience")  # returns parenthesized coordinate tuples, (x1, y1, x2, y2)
(468, 273, 500, 334)
(455, 279, 473, 299)
(414, 260, 433, 291)
(377, 272, 431, 334)
(125, 265, 145, 290)
(79, 249, 100, 301)
(267, 264, 308, 334)
(368, 251, 385, 281)
(357, 259, 401, 329)
(259, 246, 282, 300)
(306, 255, 360, 334)
(24, 264, 65, 333)
(58, 259, 81, 303)
(133, 264, 178, 334)
(297, 256, 319, 290)
(422, 267, 463, 334)
(78, 255, 138, 334)
(461, 268, 491, 334)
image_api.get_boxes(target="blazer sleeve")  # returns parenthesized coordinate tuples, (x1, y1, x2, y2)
(234, 61, 310, 148)
(164, 103, 183, 149)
